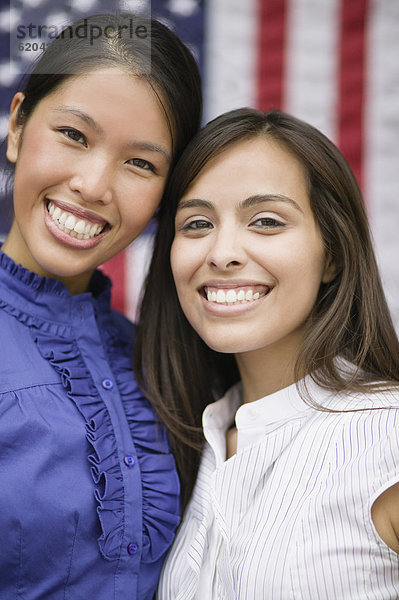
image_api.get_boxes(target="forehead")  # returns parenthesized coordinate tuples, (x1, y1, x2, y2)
(38, 68, 167, 125)
(181, 136, 309, 207)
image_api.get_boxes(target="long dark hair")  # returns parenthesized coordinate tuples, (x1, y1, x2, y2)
(2, 12, 202, 198)
(134, 108, 399, 508)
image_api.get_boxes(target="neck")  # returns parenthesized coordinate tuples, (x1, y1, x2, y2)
(235, 337, 304, 403)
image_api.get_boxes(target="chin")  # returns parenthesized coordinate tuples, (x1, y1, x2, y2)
(34, 256, 91, 280)
(203, 336, 255, 355)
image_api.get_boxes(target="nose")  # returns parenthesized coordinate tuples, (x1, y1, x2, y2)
(207, 226, 247, 271)
(68, 154, 113, 204)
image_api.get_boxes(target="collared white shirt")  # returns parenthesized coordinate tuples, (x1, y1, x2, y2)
(158, 380, 399, 599)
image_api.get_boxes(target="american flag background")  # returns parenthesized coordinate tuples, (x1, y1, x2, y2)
(1, 0, 398, 329)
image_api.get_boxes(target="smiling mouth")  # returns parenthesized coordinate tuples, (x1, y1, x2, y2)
(47, 201, 108, 240)
(202, 285, 271, 305)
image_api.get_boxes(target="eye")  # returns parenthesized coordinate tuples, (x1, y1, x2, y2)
(180, 219, 213, 232)
(128, 158, 155, 172)
(58, 127, 87, 146)
(250, 217, 285, 229)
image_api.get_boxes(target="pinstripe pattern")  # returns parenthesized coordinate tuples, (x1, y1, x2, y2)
(158, 380, 399, 599)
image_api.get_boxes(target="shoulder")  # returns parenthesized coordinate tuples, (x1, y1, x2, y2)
(0, 309, 60, 393)
(0, 304, 34, 355)
(332, 387, 399, 442)
(360, 385, 399, 408)
(302, 386, 399, 476)
(99, 308, 136, 352)
(338, 388, 399, 553)
(108, 308, 135, 340)
(323, 384, 399, 413)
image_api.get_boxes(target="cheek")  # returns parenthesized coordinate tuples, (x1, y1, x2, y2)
(170, 240, 184, 288)
(170, 239, 198, 295)
(119, 183, 164, 230)
(18, 124, 63, 170)
(272, 233, 326, 282)
(299, 242, 327, 286)
(13, 143, 68, 201)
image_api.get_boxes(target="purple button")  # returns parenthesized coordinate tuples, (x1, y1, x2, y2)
(101, 378, 114, 390)
(124, 455, 135, 467)
(127, 542, 138, 555)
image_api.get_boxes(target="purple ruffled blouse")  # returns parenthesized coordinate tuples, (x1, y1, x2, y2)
(0, 249, 180, 599)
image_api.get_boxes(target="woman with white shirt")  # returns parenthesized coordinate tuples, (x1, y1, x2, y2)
(134, 108, 399, 599)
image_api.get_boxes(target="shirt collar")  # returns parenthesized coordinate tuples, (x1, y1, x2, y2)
(0, 246, 112, 325)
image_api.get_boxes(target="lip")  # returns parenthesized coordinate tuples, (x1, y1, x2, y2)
(200, 279, 271, 289)
(43, 202, 108, 249)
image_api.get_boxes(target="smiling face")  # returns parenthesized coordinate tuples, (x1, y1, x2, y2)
(171, 136, 335, 375)
(4, 68, 172, 293)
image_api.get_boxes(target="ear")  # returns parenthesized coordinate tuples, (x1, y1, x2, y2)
(322, 254, 337, 284)
(6, 92, 25, 164)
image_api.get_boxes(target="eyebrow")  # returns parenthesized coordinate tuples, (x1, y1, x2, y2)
(52, 106, 171, 163)
(177, 194, 303, 213)
(125, 141, 171, 163)
(53, 106, 101, 133)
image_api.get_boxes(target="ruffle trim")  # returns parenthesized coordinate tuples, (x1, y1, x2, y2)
(0, 298, 72, 337)
(102, 320, 181, 562)
(32, 322, 180, 564)
(0, 249, 70, 296)
(0, 249, 110, 300)
(0, 249, 111, 334)
(33, 332, 125, 560)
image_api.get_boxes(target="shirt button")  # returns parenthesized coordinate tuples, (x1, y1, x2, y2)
(101, 378, 114, 390)
(127, 542, 138, 555)
(247, 407, 258, 419)
(124, 455, 135, 467)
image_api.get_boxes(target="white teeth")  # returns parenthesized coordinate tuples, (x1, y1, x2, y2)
(89, 224, 98, 237)
(74, 220, 86, 234)
(206, 287, 267, 305)
(64, 215, 76, 230)
(47, 201, 106, 240)
(225, 289, 237, 303)
(216, 289, 226, 303)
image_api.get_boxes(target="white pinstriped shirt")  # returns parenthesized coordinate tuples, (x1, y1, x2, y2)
(158, 379, 399, 599)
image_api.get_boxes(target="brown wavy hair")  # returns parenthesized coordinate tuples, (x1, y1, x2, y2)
(134, 108, 399, 509)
